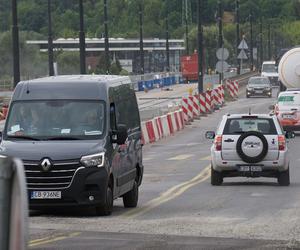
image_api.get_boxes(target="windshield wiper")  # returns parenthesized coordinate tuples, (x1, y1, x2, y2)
(7, 135, 41, 141)
(46, 136, 81, 141)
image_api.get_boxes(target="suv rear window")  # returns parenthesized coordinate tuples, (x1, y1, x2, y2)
(223, 118, 277, 135)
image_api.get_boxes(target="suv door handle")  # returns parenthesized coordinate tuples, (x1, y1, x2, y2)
(224, 139, 234, 143)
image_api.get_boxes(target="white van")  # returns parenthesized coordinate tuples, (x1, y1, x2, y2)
(261, 61, 279, 85)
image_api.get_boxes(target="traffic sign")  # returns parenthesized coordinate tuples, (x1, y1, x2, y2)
(216, 48, 229, 61)
(216, 61, 229, 73)
(238, 49, 248, 60)
(238, 38, 248, 50)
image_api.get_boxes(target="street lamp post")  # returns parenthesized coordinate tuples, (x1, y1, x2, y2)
(139, 2, 144, 75)
(165, 0, 170, 72)
(250, 12, 254, 71)
(236, 0, 240, 75)
(197, 0, 204, 93)
(260, 17, 263, 68)
(104, 0, 110, 74)
(79, 0, 86, 74)
(12, 0, 20, 87)
(268, 23, 271, 60)
(47, 0, 54, 76)
(218, 0, 223, 83)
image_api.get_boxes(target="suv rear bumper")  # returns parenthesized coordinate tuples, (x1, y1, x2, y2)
(211, 150, 289, 173)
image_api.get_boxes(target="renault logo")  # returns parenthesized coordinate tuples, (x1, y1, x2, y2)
(40, 158, 52, 172)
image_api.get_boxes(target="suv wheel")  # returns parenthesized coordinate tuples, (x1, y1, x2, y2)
(211, 166, 223, 186)
(123, 180, 139, 208)
(278, 168, 290, 186)
(96, 185, 113, 216)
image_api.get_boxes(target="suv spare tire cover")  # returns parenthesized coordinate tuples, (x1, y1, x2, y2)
(236, 131, 268, 164)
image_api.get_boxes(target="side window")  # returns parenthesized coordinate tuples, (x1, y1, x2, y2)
(110, 103, 117, 131)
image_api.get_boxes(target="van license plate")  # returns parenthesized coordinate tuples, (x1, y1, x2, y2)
(31, 191, 61, 199)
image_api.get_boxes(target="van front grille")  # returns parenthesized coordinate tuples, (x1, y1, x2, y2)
(23, 159, 83, 190)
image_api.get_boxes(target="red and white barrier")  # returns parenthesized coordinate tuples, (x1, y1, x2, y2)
(198, 93, 206, 115)
(189, 96, 200, 118)
(141, 110, 185, 145)
(182, 98, 193, 123)
(205, 90, 212, 113)
(226, 80, 239, 98)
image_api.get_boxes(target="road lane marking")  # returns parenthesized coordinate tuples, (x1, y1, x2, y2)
(168, 154, 194, 160)
(122, 164, 211, 218)
(29, 232, 81, 248)
(143, 157, 153, 161)
(200, 155, 211, 161)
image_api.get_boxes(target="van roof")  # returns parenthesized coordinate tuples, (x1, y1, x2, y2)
(262, 61, 275, 64)
(28, 75, 131, 85)
(12, 75, 132, 101)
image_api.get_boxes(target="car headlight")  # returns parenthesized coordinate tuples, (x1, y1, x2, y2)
(81, 152, 105, 167)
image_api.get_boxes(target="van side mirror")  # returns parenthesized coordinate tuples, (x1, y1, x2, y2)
(116, 124, 128, 145)
(205, 131, 215, 139)
(285, 131, 295, 139)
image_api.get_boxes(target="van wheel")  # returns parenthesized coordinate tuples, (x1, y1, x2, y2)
(278, 168, 290, 186)
(95, 185, 113, 216)
(123, 180, 138, 208)
(211, 166, 223, 186)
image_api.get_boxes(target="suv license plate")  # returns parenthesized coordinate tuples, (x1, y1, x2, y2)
(31, 191, 61, 199)
(239, 166, 262, 172)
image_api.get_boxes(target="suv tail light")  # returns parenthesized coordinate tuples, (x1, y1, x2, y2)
(214, 135, 222, 151)
(278, 135, 286, 151)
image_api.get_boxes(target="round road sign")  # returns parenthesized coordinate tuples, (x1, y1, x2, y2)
(216, 48, 229, 61)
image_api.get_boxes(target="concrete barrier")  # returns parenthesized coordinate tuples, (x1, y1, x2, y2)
(0, 157, 28, 250)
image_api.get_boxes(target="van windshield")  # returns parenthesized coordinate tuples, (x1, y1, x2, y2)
(5, 100, 105, 140)
(262, 64, 277, 73)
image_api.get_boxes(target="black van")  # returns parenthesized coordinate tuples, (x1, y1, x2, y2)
(0, 75, 143, 215)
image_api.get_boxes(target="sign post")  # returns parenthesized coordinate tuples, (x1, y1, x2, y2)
(238, 37, 248, 73)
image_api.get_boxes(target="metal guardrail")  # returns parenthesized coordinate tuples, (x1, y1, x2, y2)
(0, 157, 28, 250)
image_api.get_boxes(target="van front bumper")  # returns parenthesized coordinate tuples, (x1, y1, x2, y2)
(28, 167, 109, 209)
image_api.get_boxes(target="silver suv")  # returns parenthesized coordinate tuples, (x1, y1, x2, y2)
(206, 114, 295, 186)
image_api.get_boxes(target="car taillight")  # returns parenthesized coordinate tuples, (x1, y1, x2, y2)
(214, 135, 222, 151)
(278, 135, 286, 151)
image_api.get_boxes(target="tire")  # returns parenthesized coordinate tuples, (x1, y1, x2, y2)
(123, 180, 139, 208)
(236, 131, 268, 164)
(278, 168, 290, 186)
(246, 95, 250, 98)
(95, 185, 113, 216)
(211, 166, 223, 186)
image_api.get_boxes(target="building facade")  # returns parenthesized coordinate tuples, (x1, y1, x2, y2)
(26, 38, 185, 74)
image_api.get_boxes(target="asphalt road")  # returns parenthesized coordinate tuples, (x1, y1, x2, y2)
(29, 87, 300, 249)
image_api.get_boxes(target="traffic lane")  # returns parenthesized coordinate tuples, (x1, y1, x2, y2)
(29, 230, 296, 250)
(29, 93, 277, 219)
(30, 91, 297, 247)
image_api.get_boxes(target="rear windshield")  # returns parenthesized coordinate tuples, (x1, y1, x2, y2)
(223, 118, 277, 135)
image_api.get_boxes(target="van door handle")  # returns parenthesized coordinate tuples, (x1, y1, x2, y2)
(224, 139, 234, 143)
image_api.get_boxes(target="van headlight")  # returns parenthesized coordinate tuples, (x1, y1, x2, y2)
(81, 152, 105, 167)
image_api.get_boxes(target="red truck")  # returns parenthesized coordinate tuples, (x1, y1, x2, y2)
(181, 52, 206, 83)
